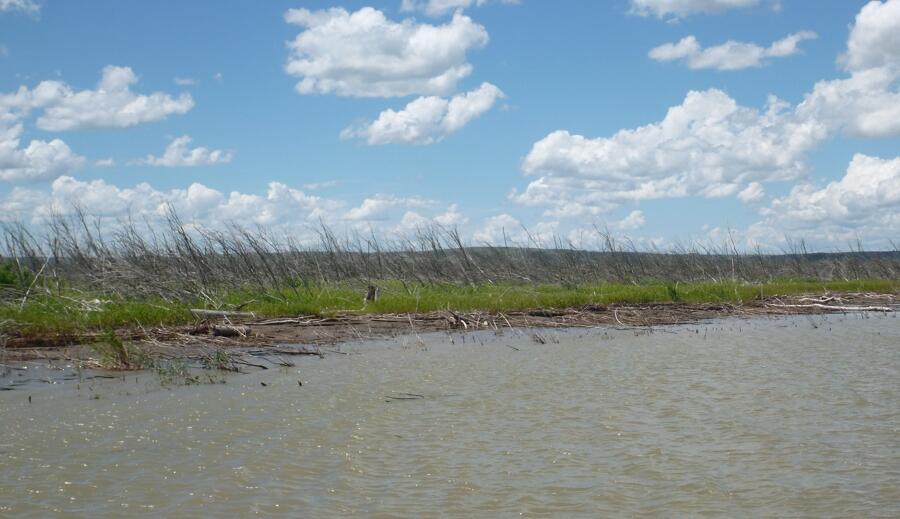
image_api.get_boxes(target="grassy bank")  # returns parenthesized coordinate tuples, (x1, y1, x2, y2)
(2, 278, 896, 339)
(1, 214, 898, 342)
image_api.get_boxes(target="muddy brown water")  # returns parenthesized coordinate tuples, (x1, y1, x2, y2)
(1, 313, 898, 517)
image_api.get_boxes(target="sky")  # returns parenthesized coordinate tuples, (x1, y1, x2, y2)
(0, 0, 898, 250)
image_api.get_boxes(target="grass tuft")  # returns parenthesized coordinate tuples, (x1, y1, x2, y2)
(89, 330, 143, 370)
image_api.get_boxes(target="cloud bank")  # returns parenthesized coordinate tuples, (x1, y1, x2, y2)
(517, 0, 900, 230)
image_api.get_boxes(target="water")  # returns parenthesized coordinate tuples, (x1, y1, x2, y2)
(1, 313, 898, 517)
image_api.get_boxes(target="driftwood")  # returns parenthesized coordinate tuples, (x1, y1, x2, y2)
(254, 318, 303, 326)
(190, 309, 256, 319)
(765, 303, 893, 312)
(211, 325, 250, 338)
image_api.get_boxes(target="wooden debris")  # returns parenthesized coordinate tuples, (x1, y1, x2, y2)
(211, 325, 250, 338)
(764, 303, 893, 312)
(190, 309, 256, 320)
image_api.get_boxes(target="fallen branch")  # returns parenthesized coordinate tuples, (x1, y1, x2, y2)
(613, 308, 625, 326)
(191, 309, 257, 320)
(765, 303, 893, 312)
(797, 296, 839, 303)
(211, 325, 249, 338)
(253, 318, 301, 326)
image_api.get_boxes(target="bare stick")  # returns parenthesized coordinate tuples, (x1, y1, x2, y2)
(190, 309, 257, 319)
(19, 256, 50, 311)
(765, 303, 893, 312)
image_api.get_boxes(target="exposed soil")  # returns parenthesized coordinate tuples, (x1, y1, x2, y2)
(2, 292, 896, 363)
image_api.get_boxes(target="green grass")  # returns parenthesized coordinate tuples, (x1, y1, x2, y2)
(1, 278, 896, 338)
(0, 296, 192, 336)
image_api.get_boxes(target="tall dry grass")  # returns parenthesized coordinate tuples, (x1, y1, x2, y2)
(1, 207, 897, 303)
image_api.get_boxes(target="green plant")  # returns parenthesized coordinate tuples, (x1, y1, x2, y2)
(90, 330, 142, 370)
(666, 283, 681, 302)
(0, 259, 32, 289)
(203, 349, 233, 371)
(151, 358, 199, 386)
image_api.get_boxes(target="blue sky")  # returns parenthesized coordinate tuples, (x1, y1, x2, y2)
(0, 0, 898, 250)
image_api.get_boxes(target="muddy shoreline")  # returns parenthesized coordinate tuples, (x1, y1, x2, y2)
(2, 291, 895, 363)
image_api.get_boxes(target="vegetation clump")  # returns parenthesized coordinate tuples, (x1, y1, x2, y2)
(89, 330, 144, 370)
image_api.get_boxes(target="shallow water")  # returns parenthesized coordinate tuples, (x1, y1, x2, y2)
(1, 313, 899, 517)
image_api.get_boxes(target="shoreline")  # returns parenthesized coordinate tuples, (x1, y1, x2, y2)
(3, 291, 896, 364)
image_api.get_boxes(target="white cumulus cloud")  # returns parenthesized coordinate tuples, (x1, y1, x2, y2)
(737, 182, 765, 203)
(33, 66, 194, 131)
(613, 210, 646, 230)
(629, 0, 759, 18)
(0, 126, 85, 182)
(395, 203, 468, 233)
(473, 213, 522, 243)
(840, 0, 900, 74)
(0, 66, 192, 134)
(517, 0, 900, 217)
(649, 32, 817, 70)
(140, 136, 233, 167)
(473, 214, 560, 245)
(0, 0, 38, 15)
(341, 82, 503, 145)
(0, 177, 472, 242)
(796, 0, 900, 138)
(0, 90, 85, 182)
(343, 194, 434, 221)
(517, 89, 821, 214)
(400, 0, 519, 17)
(750, 154, 900, 247)
(0, 176, 343, 229)
(284, 7, 488, 97)
(0, 66, 195, 181)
